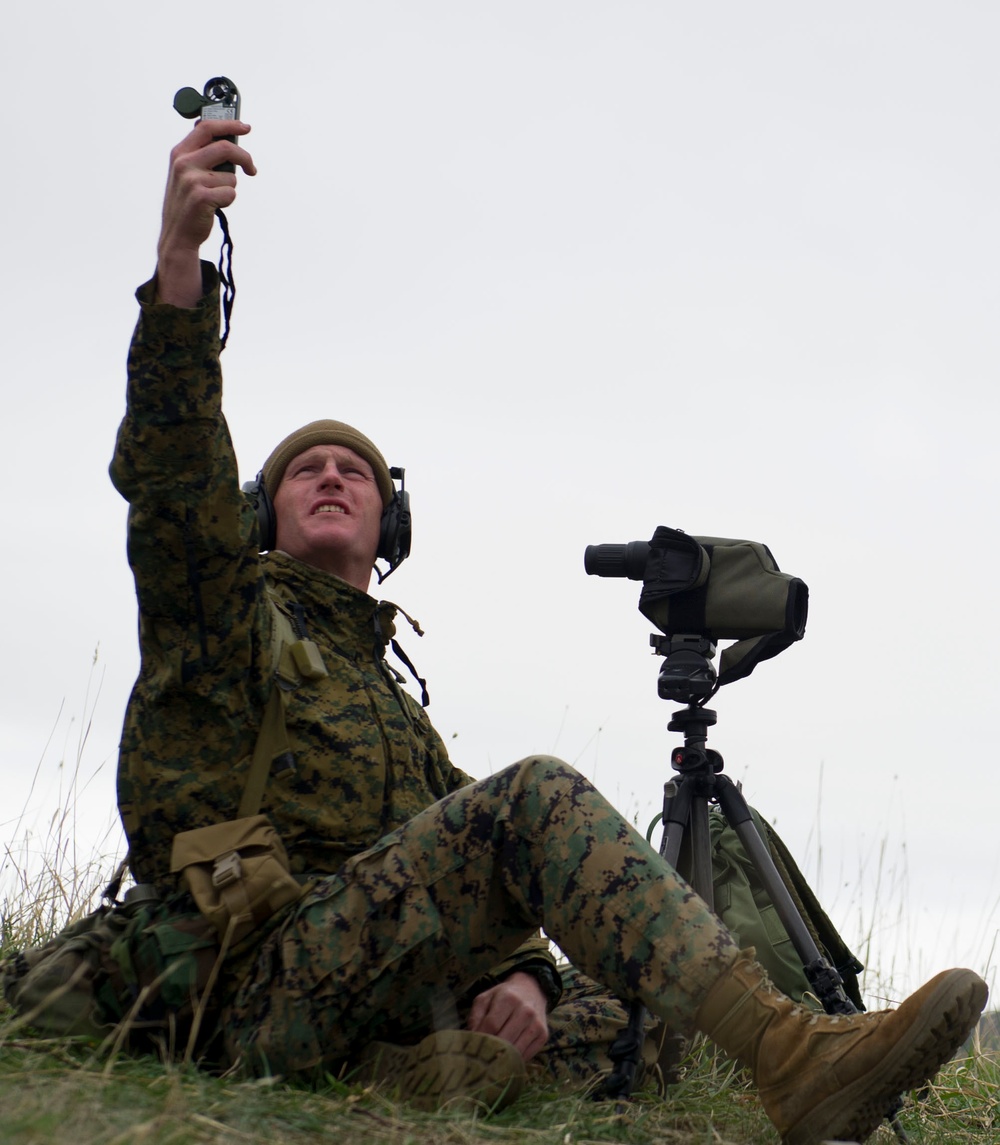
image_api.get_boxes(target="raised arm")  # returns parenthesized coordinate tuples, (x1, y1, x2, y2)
(111, 122, 264, 699)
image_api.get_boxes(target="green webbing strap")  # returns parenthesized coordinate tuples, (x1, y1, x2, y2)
(102, 856, 132, 902)
(237, 684, 290, 818)
(237, 592, 326, 819)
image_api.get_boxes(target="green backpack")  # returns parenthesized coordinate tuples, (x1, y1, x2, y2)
(1, 875, 221, 1055)
(698, 808, 865, 1010)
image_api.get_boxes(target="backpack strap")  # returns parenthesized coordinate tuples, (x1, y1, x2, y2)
(102, 856, 132, 903)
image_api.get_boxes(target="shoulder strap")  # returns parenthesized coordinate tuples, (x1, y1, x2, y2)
(238, 687, 291, 818)
(237, 588, 328, 818)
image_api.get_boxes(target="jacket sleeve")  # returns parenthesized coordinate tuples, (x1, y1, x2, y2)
(109, 264, 270, 708)
(472, 938, 564, 1012)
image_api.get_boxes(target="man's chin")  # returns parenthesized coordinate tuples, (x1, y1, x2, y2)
(277, 530, 378, 579)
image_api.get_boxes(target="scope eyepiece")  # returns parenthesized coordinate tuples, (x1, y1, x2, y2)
(583, 541, 650, 580)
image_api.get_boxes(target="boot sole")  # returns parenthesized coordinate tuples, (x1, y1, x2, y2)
(355, 1029, 527, 1111)
(786, 968, 988, 1145)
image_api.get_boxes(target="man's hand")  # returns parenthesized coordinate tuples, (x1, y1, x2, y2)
(155, 120, 257, 308)
(466, 971, 549, 1062)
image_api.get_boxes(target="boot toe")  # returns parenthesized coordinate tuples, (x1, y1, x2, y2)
(784, 968, 988, 1145)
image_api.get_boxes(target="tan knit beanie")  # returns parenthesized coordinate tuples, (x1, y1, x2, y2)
(261, 420, 394, 506)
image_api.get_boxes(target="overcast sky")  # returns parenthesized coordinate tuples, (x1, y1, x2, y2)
(3, 2, 998, 1005)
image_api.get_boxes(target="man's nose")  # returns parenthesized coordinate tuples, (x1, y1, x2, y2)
(318, 461, 344, 488)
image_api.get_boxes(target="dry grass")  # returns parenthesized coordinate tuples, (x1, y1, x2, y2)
(2, 654, 124, 950)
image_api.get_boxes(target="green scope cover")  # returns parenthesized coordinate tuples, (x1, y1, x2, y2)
(638, 526, 808, 686)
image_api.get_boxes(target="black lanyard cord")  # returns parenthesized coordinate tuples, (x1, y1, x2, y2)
(215, 207, 236, 351)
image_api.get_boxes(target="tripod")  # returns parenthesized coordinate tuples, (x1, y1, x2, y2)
(599, 635, 908, 1142)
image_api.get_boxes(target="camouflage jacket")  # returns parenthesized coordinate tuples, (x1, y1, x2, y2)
(110, 264, 554, 980)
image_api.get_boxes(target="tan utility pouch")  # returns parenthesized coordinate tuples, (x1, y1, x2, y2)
(169, 815, 303, 945)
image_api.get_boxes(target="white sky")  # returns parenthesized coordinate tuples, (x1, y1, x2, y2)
(3, 2, 998, 1006)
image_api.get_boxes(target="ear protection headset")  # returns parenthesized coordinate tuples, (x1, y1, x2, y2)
(241, 466, 412, 581)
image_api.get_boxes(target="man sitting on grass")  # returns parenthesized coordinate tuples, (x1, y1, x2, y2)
(105, 115, 987, 1145)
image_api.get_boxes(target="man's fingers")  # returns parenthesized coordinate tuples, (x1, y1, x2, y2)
(169, 121, 257, 176)
(488, 1010, 546, 1061)
(185, 138, 256, 178)
(163, 140, 253, 226)
(213, 138, 256, 177)
(162, 165, 236, 228)
(467, 985, 549, 1062)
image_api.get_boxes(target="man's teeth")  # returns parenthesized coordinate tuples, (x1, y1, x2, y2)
(315, 505, 346, 514)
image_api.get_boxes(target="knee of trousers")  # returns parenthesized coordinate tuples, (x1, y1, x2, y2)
(506, 755, 582, 796)
(492, 756, 603, 847)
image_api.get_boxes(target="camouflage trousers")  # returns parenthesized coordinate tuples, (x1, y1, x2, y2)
(537, 965, 674, 1085)
(223, 757, 737, 1083)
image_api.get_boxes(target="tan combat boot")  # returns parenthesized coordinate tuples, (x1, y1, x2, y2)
(354, 1028, 527, 1111)
(696, 950, 987, 1145)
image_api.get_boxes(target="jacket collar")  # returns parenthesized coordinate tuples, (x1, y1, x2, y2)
(263, 551, 398, 656)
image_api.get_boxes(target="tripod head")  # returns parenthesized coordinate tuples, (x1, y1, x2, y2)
(650, 634, 724, 785)
(651, 633, 718, 705)
(650, 634, 722, 773)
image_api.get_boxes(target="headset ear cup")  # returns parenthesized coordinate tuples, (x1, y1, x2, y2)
(378, 488, 411, 568)
(242, 473, 276, 551)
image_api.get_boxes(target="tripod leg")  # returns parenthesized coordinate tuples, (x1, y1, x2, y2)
(712, 775, 856, 1016)
(685, 793, 715, 911)
(659, 774, 693, 869)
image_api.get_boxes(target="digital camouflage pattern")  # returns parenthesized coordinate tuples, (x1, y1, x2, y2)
(538, 966, 659, 1083)
(223, 757, 736, 1081)
(109, 268, 736, 1087)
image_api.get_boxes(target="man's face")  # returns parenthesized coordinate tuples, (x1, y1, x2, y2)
(271, 444, 384, 590)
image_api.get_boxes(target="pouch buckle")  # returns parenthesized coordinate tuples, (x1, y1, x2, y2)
(212, 851, 243, 889)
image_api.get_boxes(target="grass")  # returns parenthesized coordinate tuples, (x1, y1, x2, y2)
(2, 709, 998, 1144)
(2, 656, 121, 953)
(1, 1023, 997, 1145)
(0, 1038, 753, 1145)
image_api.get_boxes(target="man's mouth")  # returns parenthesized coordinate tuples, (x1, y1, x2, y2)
(314, 505, 347, 515)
